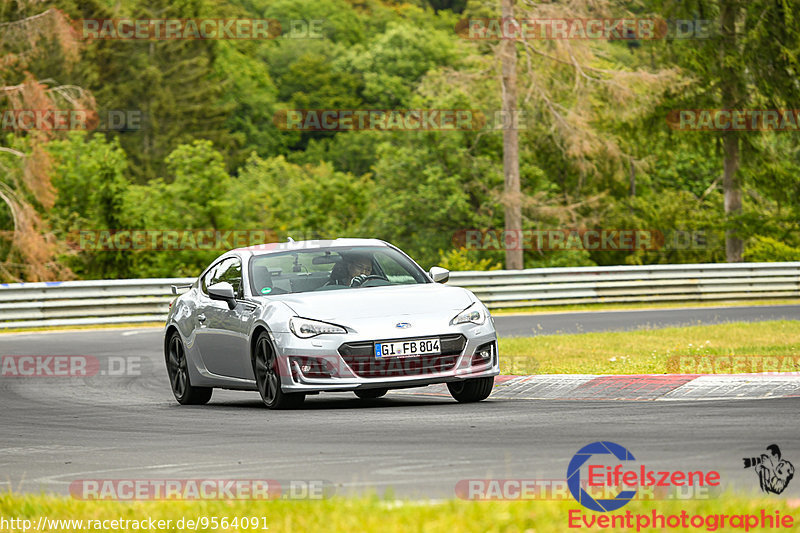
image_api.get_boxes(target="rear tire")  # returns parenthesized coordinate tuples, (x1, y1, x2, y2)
(354, 388, 388, 399)
(447, 377, 494, 403)
(253, 332, 305, 409)
(166, 332, 213, 405)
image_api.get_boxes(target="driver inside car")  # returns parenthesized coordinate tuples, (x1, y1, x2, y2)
(327, 253, 374, 287)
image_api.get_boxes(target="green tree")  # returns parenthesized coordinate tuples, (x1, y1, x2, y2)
(339, 22, 459, 108)
(89, 0, 239, 182)
(255, 0, 366, 45)
(121, 140, 235, 277)
(647, 0, 800, 261)
(231, 155, 373, 239)
(214, 40, 285, 169)
(365, 131, 502, 269)
(47, 132, 130, 278)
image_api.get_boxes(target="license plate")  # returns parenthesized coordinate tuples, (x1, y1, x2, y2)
(374, 338, 441, 358)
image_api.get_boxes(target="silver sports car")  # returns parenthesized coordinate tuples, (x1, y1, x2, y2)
(164, 238, 499, 409)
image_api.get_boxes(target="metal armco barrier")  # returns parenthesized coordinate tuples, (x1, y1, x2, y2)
(1, 262, 799, 329)
(452, 262, 800, 308)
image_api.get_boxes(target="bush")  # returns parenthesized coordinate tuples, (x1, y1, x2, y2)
(437, 247, 502, 271)
(744, 236, 800, 262)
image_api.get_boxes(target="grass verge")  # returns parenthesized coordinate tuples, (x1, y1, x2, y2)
(498, 320, 800, 375)
(0, 492, 797, 532)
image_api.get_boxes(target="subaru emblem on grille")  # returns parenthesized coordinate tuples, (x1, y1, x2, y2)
(395, 322, 411, 329)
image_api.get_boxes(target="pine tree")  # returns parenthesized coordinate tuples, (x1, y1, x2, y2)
(88, 0, 238, 182)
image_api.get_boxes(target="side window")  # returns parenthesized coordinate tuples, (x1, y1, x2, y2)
(374, 252, 417, 284)
(201, 257, 243, 298)
(214, 257, 244, 298)
(201, 262, 220, 294)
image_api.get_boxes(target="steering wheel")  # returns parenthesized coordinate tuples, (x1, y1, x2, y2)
(350, 274, 388, 287)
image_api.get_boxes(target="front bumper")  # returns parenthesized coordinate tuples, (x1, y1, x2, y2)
(272, 325, 499, 393)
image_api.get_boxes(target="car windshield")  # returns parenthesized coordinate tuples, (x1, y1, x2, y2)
(248, 246, 430, 295)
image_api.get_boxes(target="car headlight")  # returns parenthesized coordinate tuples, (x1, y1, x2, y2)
(289, 317, 347, 338)
(450, 304, 486, 326)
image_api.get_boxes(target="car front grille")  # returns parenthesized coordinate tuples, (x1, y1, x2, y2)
(338, 334, 466, 378)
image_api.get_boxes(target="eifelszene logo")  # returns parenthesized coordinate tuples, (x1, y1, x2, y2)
(567, 441, 721, 512)
(568, 441, 638, 512)
(743, 444, 795, 495)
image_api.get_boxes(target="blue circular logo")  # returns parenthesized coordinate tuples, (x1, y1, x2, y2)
(395, 322, 411, 329)
(567, 441, 637, 512)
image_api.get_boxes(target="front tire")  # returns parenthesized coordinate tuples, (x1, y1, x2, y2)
(166, 332, 212, 405)
(354, 388, 388, 399)
(447, 377, 494, 403)
(253, 332, 305, 409)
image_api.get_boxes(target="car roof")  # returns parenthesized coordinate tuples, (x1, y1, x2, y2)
(234, 238, 390, 257)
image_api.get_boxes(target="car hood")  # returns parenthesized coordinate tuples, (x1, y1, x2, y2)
(274, 283, 475, 322)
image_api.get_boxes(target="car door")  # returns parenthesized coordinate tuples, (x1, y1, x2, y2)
(195, 256, 252, 379)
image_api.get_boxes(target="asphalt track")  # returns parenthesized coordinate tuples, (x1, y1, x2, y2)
(1, 306, 798, 499)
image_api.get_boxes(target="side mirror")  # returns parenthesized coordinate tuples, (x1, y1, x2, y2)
(208, 282, 236, 309)
(429, 266, 450, 284)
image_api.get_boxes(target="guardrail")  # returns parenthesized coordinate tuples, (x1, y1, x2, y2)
(1, 262, 799, 329)
(452, 262, 800, 308)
